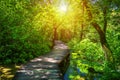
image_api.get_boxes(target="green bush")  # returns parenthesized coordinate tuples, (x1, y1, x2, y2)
(0, 0, 51, 65)
(68, 38, 104, 79)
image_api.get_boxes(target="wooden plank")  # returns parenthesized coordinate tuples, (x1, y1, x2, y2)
(13, 40, 69, 80)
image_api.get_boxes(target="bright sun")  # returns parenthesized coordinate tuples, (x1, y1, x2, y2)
(59, 4, 67, 12)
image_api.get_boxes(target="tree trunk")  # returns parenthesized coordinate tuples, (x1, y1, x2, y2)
(52, 26, 57, 48)
(80, 2, 85, 40)
(103, 7, 107, 34)
(83, 0, 115, 69)
(80, 23, 84, 40)
(92, 23, 114, 63)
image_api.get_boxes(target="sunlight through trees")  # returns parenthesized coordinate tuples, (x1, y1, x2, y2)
(59, 3, 67, 13)
(0, 0, 120, 80)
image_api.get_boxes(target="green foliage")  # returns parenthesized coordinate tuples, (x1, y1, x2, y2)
(107, 21, 120, 66)
(69, 38, 103, 66)
(68, 38, 104, 79)
(0, 0, 51, 64)
(68, 37, 120, 79)
(101, 64, 120, 80)
(0, 0, 120, 79)
(65, 0, 120, 79)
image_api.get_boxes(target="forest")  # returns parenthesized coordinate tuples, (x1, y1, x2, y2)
(0, 0, 120, 80)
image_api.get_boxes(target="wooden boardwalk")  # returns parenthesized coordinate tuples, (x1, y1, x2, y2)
(13, 41, 70, 80)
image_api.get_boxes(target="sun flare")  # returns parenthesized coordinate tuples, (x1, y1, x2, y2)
(59, 4, 67, 12)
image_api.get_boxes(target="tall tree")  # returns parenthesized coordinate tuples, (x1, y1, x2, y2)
(83, 0, 115, 69)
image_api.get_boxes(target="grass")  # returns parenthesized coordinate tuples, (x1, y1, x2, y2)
(0, 64, 20, 80)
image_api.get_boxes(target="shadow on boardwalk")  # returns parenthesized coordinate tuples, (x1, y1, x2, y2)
(13, 40, 69, 80)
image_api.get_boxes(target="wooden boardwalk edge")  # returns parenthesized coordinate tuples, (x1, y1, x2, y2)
(13, 40, 70, 80)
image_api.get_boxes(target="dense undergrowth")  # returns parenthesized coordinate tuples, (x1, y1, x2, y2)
(68, 35, 120, 80)
(0, 0, 51, 65)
